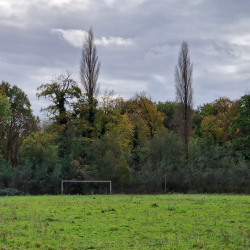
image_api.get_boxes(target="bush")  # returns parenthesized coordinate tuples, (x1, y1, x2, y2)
(130, 129, 185, 193)
(0, 188, 25, 196)
(85, 134, 131, 191)
(16, 132, 62, 194)
(0, 155, 13, 188)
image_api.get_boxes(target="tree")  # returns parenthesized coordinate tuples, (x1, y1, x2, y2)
(107, 113, 133, 152)
(156, 101, 175, 130)
(201, 115, 224, 143)
(135, 129, 185, 192)
(0, 94, 11, 126)
(80, 27, 100, 98)
(127, 92, 164, 139)
(37, 71, 81, 126)
(199, 97, 236, 144)
(0, 154, 12, 189)
(0, 81, 39, 166)
(85, 134, 131, 190)
(230, 95, 250, 159)
(174, 41, 193, 156)
(17, 131, 61, 194)
(37, 71, 82, 161)
(80, 27, 101, 135)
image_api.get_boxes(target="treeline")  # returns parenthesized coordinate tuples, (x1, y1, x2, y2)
(1, 28, 250, 194)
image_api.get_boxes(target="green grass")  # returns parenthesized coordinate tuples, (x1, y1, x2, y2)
(0, 194, 250, 249)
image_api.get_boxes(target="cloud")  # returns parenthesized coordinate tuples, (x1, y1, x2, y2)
(95, 37, 133, 46)
(51, 29, 87, 48)
(51, 29, 134, 48)
(47, 0, 90, 7)
(230, 34, 250, 46)
(3, 0, 250, 119)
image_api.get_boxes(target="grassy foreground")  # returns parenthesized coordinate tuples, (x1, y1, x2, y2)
(0, 195, 250, 249)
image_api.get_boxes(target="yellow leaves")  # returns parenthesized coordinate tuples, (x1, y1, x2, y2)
(96, 91, 164, 150)
(107, 113, 133, 152)
(58, 124, 67, 133)
(200, 98, 238, 144)
(22, 131, 57, 148)
(129, 112, 149, 143)
(201, 115, 223, 142)
(99, 89, 124, 116)
(97, 90, 134, 151)
(127, 93, 164, 139)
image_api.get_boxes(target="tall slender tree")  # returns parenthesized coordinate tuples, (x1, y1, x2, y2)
(80, 27, 101, 136)
(174, 41, 193, 157)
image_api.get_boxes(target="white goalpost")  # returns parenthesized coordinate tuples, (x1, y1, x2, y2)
(61, 180, 112, 195)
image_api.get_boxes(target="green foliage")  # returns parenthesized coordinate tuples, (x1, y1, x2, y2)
(189, 137, 245, 170)
(0, 94, 11, 125)
(0, 155, 13, 189)
(18, 132, 58, 166)
(195, 97, 236, 144)
(72, 94, 93, 137)
(36, 71, 81, 125)
(230, 95, 250, 159)
(188, 137, 250, 192)
(132, 129, 185, 192)
(17, 132, 61, 194)
(0, 81, 39, 165)
(156, 101, 175, 130)
(192, 109, 203, 137)
(197, 102, 219, 117)
(139, 129, 184, 172)
(197, 97, 233, 118)
(85, 134, 131, 190)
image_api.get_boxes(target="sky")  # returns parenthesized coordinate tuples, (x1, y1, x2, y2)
(1, 0, 250, 118)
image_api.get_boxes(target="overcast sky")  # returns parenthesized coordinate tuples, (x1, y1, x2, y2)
(1, 0, 250, 118)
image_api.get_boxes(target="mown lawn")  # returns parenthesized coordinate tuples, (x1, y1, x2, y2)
(0, 194, 250, 249)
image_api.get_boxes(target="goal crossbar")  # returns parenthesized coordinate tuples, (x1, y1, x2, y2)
(61, 180, 112, 194)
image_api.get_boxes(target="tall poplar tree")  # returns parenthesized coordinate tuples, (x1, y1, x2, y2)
(79, 27, 101, 136)
(174, 41, 193, 157)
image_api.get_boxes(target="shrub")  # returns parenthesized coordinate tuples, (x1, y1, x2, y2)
(0, 188, 25, 196)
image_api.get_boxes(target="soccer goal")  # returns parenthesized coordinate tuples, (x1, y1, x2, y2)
(61, 180, 112, 195)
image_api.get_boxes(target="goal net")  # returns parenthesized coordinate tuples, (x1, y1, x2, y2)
(61, 180, 112, 195)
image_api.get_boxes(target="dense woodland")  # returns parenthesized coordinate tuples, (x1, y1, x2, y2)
(1, 29, 250, 194)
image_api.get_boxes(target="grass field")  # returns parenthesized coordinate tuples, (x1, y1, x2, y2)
(0, 194, 250, 249)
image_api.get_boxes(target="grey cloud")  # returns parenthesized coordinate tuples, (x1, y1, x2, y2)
(1, 0, 250, 119)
